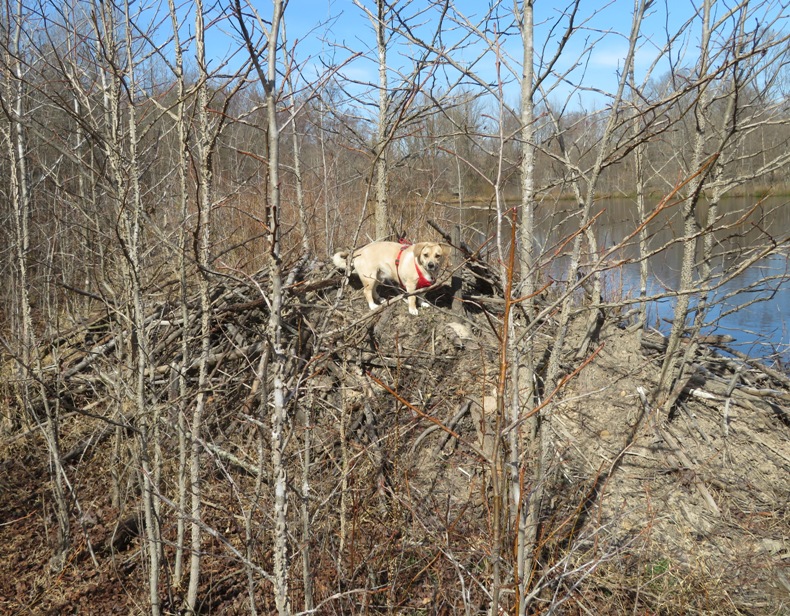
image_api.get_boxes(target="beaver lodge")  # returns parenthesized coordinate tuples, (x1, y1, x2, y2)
(1, 237, 789, 615)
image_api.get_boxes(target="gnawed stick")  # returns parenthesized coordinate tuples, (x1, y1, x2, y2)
(410, 400, 472, 454)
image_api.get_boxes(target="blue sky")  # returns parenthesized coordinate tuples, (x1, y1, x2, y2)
(205, 1, 685, 105)
(198, 0, 788, 110)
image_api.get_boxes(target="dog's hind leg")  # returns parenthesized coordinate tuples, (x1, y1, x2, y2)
(362, 279, 380, 310)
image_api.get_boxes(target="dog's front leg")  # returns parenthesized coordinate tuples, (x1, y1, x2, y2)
(405, 286, 419, 315)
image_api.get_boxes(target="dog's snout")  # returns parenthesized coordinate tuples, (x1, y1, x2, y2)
(426, 261, 437, 270)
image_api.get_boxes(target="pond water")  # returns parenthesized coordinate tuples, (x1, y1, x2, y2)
(441, 195, 790, 364)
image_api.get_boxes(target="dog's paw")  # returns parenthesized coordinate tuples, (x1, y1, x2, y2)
(409, 306, 419, 316)
(368, 302, 380, 310)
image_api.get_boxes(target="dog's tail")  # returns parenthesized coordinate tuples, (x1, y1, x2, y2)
(332, 251, 350, 271)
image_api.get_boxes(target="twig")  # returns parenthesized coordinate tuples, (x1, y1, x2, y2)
(657, 425, 721, 517)
(722, 367, 742, 437)
(410, 400, 472, 454)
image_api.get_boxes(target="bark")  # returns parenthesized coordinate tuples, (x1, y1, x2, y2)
(374, 0, 390, 240)
(234, 1, 290, 612)
(266, 4, 290, 611)
(166, 0, 190, 589)
(630, 62, 649, 343)
(286, 45, 311, 256)
(514, 3, 538, 613)
(517, 0, 536, 311)
(187, 0, 213, 610)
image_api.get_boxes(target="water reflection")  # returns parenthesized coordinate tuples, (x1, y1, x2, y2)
(439, 196, 790, 362)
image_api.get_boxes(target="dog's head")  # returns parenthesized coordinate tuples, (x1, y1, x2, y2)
(414, 242, 449, 274)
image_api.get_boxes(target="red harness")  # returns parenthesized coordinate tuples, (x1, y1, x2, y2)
(395, 243, 432, 290)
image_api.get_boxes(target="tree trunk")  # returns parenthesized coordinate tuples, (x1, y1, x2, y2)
(166, 0, 190, 589)
(655, 0, 714, 409)
(374, 0, 389, 240)
(514, 4, 539, 613)
(187, 1, 212, 610)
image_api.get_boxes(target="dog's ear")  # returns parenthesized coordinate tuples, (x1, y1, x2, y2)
(439, 243, 452, 255)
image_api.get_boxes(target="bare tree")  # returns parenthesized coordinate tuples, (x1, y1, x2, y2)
(164, 0, 191, 591)
(95, 0, 163, 609)
(0, 0, 72, 572)
(283, 32, 311, 256)
(233, 1, 291, 612)
(655, 0, 790, 410)
(354, 0, 392, 239)
(186, 0, 213, 609)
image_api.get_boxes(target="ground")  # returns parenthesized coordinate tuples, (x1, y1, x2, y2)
(1, 270, 788, 614)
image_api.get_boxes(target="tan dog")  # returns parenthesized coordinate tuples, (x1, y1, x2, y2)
(333, 241, 447, 315)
